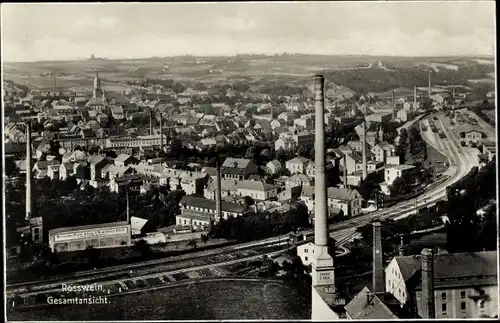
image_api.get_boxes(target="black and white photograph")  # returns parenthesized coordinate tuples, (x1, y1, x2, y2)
(2, 1, 498, 321)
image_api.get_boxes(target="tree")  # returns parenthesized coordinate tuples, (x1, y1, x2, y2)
(133, 239, 152, 258)
(200, 234, 209, 246)
(244, 196, 255, 207)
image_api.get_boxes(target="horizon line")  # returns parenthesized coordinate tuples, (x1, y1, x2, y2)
(2, 53, 495, 64)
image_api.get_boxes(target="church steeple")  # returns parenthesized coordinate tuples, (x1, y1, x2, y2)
(93, 72, 102, 99)
(378, 124, 384, 143)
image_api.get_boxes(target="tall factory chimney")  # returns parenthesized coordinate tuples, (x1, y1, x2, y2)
(343, 155, 348, 188)
(414, 85, 417, 109)
(215, 154, 223, 222)
(372, 222, 384, 293)
(391, 90, 396, 120)
(310, 74, 342, 320)
(25, 121, 32, 221)
(310, 74, 335, 286)
(313, 75, 328, 249)
(159, 112, 163, 152)
(361, 121, 367, 180)
(428, 70, 432, 99)
(421, 248, 435, 319)
(150, 110, 154, 136)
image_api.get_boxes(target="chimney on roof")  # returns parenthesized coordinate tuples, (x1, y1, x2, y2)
(25, 121, 32, 221)
(215, 154, 223, 222)
(361, 121, 367, 180)
(372, 221, 384, 293)
(421, 248, 435, 319)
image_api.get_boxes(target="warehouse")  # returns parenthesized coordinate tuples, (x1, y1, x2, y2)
(48, 221, 131, 252)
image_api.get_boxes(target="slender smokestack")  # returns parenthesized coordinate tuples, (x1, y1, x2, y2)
(126, 189, 130, 224)
(421, 248, 435, 319)
(150, 110, 153, 136)
(343, 155, 348, 188)
(159, 112, 163, 152)
(25, 122, 32, 221)
(414, 85, 417, 109)
(428, 70, 432, 98)
(372, 222, 384, 293)
(314, 74, 328, 247)
(215, 154, 222, 221)
(392, 90, 396, 120)
(362, 121, 367, 180)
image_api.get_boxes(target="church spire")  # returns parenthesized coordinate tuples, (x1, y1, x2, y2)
(93, 72, 102, 99)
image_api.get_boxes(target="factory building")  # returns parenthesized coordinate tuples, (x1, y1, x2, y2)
(48, 221, 131, 252)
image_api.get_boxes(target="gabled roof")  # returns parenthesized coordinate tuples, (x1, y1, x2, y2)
(345, 286, 407, 320)
(89, 155, 106, 165)
(237, 180, 277, 192)
(115, 153, 133, 163)
(130, 216, 148, 232)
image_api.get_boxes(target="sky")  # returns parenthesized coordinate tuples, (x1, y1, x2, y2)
(1, 1, 496, 62)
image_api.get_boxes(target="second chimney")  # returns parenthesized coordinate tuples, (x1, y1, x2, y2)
(215, 154, 223, 222)
(25, 121, 32, 221)
(372, 221, 384, 293)
(421, 248, 435, 319)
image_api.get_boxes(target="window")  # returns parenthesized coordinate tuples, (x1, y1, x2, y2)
(442, 303, 447, 313)
(304, 256, 308, 261)
(461, 291, 466, 299)
(441, 292, 447, 301)
(304, 249, 308, 253)
(461, 302, 466, 311)
(479, 301, 485, 309)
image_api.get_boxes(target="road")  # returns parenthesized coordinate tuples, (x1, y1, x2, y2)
(6, 113, 471, 303)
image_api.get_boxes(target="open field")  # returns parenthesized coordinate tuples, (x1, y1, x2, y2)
(8, 280, 310, 320)
(3, 55, 494, 95)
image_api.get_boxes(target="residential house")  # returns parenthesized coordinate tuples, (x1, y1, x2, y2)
(285, 173, 314, 189)
(385, 250, 498, 319)
(114, 154, 135, 167)
(236, 180, 278, 201)
(372, 142, 396, 163)
(220, 158, 259, 180)
(275, 137, 297, 151)
(59, 162, 74, 180)
(109, 173, 144, 193)
(89, 156, 109, 181)
(292, 132, 314, 149)
(300, 186, 363, 217)
(293, 116, 314, 131)
(285, 157, 311, 174)
(266, 160, 283, 175)
(203, 178, 238, 200)
(381, 164, 416, 195)
(278, 111, 297, 125)
(365, 112, 393, 124)
(33, 160, 60, 178)
(397, 109, 413, 123)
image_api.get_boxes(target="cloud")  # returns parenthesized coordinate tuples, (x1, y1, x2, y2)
(216, 11, 257, 32)
(74, 15, 118, 30)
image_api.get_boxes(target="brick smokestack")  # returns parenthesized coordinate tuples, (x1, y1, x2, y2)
(314, 74, 328, 247)
(215, 154, 222, 221)
(25, 121, 32, 221)
(159, 112, 163, 152)
(421, 248, 435, 318)
(361, 121, 367, 180)
(372, 221, 384, 293)
(150, 110, 154, 135)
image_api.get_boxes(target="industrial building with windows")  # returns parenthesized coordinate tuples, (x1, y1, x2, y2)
(48, 221, 131, 252)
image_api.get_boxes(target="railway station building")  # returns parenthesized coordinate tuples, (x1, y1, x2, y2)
(48, 221, 131, 252)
